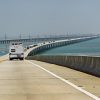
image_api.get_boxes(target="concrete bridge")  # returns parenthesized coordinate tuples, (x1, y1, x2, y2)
(27, 36, 99, 56)
(0, 38, 56, 44)
(0, 36, 77, 44)
(0, 35, 99, 44)
(0, 36, 100, 100)
(26, 36, 100, 77)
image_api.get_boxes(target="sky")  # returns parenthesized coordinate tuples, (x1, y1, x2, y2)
(0, 0, 100, 38)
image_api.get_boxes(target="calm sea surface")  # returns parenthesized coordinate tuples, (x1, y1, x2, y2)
(39, 38, 100, 56)
(0, 38, 100, 56)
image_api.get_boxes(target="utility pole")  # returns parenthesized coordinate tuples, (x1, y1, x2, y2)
(29, 33, 31, 40)
(29, 33, 31, 44)
(4, 33, 7, 49)
(19, 33, 21, 39)
(5, 33, 7, 40)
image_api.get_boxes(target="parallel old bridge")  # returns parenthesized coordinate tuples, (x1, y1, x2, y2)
(0, 36, 74, 44)
(0, 35, 97, 44)
(0, 35, 100, 100)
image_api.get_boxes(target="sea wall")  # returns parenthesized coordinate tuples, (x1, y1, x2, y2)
(26, 55, 100, 77)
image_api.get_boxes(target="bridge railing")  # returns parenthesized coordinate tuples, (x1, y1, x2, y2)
(26, 35, 100, 77)
(26, 55, 100, 77)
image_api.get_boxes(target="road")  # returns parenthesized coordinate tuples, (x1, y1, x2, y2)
(0, 59, 99, 100)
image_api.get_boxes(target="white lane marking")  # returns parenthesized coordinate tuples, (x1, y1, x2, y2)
(27, 60, 100, 100)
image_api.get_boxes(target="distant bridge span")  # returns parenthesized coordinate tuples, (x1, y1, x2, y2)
(27, 35, 99, 56)
(0, 36, 71, 44)
(1, 35, 99, 44)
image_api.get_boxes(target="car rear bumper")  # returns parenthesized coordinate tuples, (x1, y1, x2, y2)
(9, 54, 24, 59)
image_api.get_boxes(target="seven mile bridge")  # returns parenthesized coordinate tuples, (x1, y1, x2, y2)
(0, 36, 100, 100)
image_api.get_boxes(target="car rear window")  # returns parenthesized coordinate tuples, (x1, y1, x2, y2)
(11, 49, 15, 52)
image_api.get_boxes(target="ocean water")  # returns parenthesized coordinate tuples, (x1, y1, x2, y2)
(0, 41, 35, 56)
(0, 44, 9, 56)
(1, 38, 100, 56)
(39, 37, 100, 56)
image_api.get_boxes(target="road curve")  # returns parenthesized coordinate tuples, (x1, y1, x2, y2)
(0, 60, 99, 100)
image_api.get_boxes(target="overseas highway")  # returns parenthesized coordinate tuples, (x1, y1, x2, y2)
(0, 48, 99, 100)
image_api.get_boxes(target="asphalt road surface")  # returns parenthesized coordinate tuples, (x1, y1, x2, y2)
(0, 60, 99, 100)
